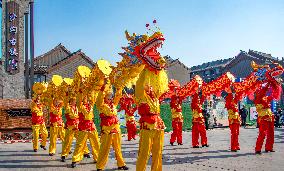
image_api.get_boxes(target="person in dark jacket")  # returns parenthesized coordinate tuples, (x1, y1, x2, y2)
(202, 109, 210, 130)
(240, 106, 248, 127)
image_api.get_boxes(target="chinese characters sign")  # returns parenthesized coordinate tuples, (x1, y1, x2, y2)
(6, 1, 20, 74)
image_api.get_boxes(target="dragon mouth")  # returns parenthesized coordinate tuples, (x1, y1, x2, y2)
(140, 38, 165, 70)
(270, 69, 283, 84)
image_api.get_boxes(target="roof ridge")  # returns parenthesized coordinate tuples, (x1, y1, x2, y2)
(35, 43, 72, 61)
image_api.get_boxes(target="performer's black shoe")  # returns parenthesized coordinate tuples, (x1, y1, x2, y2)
(61, 156, 66, 162)
(97, 169, 102, 171)
(202, 144, 209, 147)
(84, 153, 91, 158)
(34, 149, 37, 152)
(193, 146, 199, 148)
(265, 150, 275, 152)
(71, 162, 76, 168)
(40, 145, 46, 150)
(69, 151, 72, 154)
(170, 142, 174, 146)
(231, 150, 237, 152)
(255, 151, 262, 155)
(49, 153, 54, 156)
(118, 165, 129, 170)
(178, 143, 183, 145)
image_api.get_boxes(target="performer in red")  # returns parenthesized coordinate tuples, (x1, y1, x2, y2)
(225, 93, 240, 152)
(254, 83, 275, 154)
(191, 93, 208, 148)
(118, 93, 137, 141)
(169, 93, 184, 145)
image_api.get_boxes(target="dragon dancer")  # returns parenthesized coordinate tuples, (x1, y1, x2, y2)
(191, 93, 208, 148)
(61, 96, 90, 162)
(254, 83, 276, 154)
(48, 98, 65, 156)
(31, 94, 48, 152)
(225, 93, 240, 152)
(71, 96, 100, 168)
(95, 80, 128, 171)
(169, 90, 184, 146)
(251, 62, 283, 154)
(118, 93, 137, 141)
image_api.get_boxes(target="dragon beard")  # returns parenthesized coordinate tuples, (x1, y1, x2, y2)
(135, 67, 168, 105)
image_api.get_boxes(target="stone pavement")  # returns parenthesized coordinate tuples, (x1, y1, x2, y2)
(0, 127, 283, 171)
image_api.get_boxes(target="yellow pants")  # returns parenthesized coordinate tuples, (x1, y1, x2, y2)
(61, 128, 90, 157)
(49, 125, 65, 154)
(72, 130, 100, 162)
(136, 129, 164, 171)
(32, 124, 48, 150)
(96, 132, 125, 170)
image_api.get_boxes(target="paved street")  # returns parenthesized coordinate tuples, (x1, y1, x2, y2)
(0, 127, 283, 171)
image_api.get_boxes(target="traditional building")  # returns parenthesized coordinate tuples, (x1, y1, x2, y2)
(165, 55, 191, 86)
(190, 50, 284, 82)
(33, 43, 95, 82)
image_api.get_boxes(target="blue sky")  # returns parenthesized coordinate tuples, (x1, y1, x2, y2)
(34, 0, 284, 67)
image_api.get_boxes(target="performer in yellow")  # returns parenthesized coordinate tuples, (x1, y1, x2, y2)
(71, 96, 100, 168)
(49, 98, 65, 156)
(95, 81, 128, 171)
(61, 97, 80, 161)
(136, 85, 166, 171)
(31, 96, 48, 152)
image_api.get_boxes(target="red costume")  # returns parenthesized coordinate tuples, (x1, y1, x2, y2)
(225, 93, 241, 151)
(191, 93, 208, 147)
(118, 94, 137, 141)
(254, 84, 274, 153)
(170, 94, 184, 145)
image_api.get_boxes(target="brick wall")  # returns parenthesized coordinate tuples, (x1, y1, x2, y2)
(0, 99, 31, 129)
(0, 99, 48, 130)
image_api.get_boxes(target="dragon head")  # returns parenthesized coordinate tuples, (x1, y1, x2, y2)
(121, 21, 166, 72)
(251, 61, 284, 85)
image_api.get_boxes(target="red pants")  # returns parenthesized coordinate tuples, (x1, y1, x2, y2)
(255, 119, 274, 152)
(170, 121, 183, 144)
(192, 122, 207, 146)
(126, 121, 137, 141)
(229, 122, 240, 150)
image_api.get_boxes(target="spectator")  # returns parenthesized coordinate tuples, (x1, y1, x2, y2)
(240, 106, 248, 127)
(275, 108, 282, 128)
(202, 109, 210, 130)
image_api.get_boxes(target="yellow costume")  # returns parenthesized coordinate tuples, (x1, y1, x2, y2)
(31, 99, 48, 151)
(71, 98, 100, 167)
(95, 85, 128, 170)
(48, 101, 65, 155)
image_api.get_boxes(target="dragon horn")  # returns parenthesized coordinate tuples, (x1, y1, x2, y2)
(251, 61, 260, 71)
(125, 30, 133, 41)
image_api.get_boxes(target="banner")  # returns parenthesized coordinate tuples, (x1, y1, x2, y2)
(250, 107, 258, 120)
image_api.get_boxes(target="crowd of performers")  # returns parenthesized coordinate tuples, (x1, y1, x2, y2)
(30, 22, 283, 171)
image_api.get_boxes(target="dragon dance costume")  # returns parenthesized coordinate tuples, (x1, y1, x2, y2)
(118, 94, 137, 141)
(96, 85, 128, 170)
(71, 97, 100, 167)
(225, 93, 241, 151)
(61, 98, 90, 162)
(136, 85, 166, 171)
(170, 94, 184, 145)
(191, 93, 208, 148)
(254, 84, 275, 153)
(31, 98, 48, 152)
(49, 100, 65, 155)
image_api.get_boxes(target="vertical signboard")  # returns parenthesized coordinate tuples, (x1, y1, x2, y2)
(6, 1, 20, 74)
